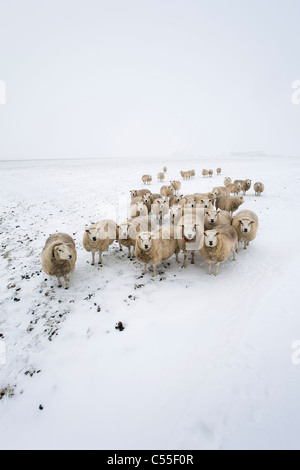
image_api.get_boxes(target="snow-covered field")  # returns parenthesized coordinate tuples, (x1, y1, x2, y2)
(1, 155, 300, 450)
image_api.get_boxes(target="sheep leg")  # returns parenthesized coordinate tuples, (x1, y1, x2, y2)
(191, 251, 195, 264)
(99, 251, 103, 264)
(143, 264, 147, 274)
(64, 276, 69, 290)
(244, 241, 247, 250)
(233, 249, 236, 261)
(152, 264, 157, 277)
(57, 276, 62, 288)
(119, 242, 123, 251)
(208, 263, 212, 275)
(214, 263, 220, 276)
(91, 252, 95, 266)
(182, 252, 187, 268)
(128, 246, 131, 258)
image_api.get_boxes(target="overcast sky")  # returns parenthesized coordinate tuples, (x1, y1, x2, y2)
(0, 0, 299, 160)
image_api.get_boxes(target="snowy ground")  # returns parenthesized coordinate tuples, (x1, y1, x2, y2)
(1, 155, 300, 450)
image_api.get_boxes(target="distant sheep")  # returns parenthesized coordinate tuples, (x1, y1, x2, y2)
(42, 233, 77, 289)
(202, 169, 209, 177)
(135, 227, 179, 276)
(176, 214, 203, 267)
(232, 210, 259, 250)
(180, 170, 191, 180)
(157, 172, 165, 182)
(224, 177, 232, 187)
(216, 195, 244, 215)
(130, 189, 151, 200)
(163, 166, 167, 173)
(212, 186, 229, 198)
(234, 179, 252, 195)
(204, 210, 232, 230)
(226, 182, 242, 195)
(200, 224, 238, 276)
(254, 182, 265, 196)
(170, 180, 182, 194)
(83, 219, 118, 265)
(208, 169, 213, 177)
(160, 185, 175, 200)
(142, 174, 152, 185)
(216, 168, 222, 174)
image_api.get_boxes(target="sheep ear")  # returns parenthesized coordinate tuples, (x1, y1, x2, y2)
(250, 220, 255, 224)
(216, 232, 220, 236)
(85, 229, 90, 233)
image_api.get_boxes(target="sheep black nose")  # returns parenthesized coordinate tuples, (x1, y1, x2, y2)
(68, 255, 72, 259)
(93, 237, 97, 241)
(244, 229, 248, 233)
(145, 245, 149, 249)
(209, 242, 213, 246)
(210, 219, 214, 223)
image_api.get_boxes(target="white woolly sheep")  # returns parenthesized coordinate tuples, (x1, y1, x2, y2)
(130, 200, 149, 218)
(157, 172, 165, 182)
(176, 213, 204, 267)
(152, 198, 169, 223)
(202, 169, 209, 177)
(42, 233, 77, 289)
(234, 179, 252, 195)
(170, 204, 183, 225)
(200, 224, 238, 276)
(232, 210, 259, 250)
(216, 168, 222, 174)
(216, 195, 244, 215)
(226, 182, 242, 195)
(83, 219, 118, 265)
(254, 182, 265, 196)
(170, 180, 182, 194)
(135, 227, 179, 276)
(224, 177, 232, 187)
(117, 216, 156, 258)
(208, 169, 213, 177)
(142, 174, 152, 185)
(130, 189, 151, 200)
(204, 210, 232, 230)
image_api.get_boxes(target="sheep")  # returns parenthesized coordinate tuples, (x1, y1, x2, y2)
(202, 169, 209, 177)
(170, 180, 182, 194)
(194, 192, 216, 206)
(83, 219, 118, 265)
(157, 172, 165, 182)
(180, 170, 191, 180)
(117, 216, 156, 258)
(169, 193, 185, 207)
(135, 227, 179, 276)
(152, 198, 169, 223)
(232, 210, 259, 250)
(195, 197, 214, 210)
(130, 200, 149, 218)
(176, 214, 204, 267)
(142, 174, 152, 185)
(42, 233, 77, 289)
(224, 177, 232, 187)
(234, 179, 252, 195)
(212, 186, 229, 198)
(190, 169, 196, 178)
(163, 166, 167, 173)
(204, 210, 232, 230)
(226, 182, 242, 195)
(160, 185, 175, 200)
(208, 169, 213, 177)
(216, 168, 222, 174)
(200, 224, 238, 276)
(254, 182, 265, 196)
(170, 204, 183, 225)
(216, 195, 244, 215)
(130, 189, 151, 200)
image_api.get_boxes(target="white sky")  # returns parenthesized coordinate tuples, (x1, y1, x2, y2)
(0, 0, 299, 160)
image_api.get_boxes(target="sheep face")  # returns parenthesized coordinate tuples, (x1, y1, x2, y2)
(183, 223, 197, 242)
(246, 179, 252, 188)
(224, 177, 231, 185)
(85, 227, 98, 242)
(119, 223, 130, 239)
(205, 210, 218, 224)
(130, 190, 137, 198)
(185, 198, 196, 208)
(53, 244, 73, 261)
(200, 198, 212, 209)
(204, 230, 220, 248)
(238, 218, 255, 234)
(137, 232, 152, 251)
(170, 206, 182, 220)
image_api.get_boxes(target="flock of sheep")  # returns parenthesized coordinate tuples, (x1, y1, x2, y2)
(41, 166, 265, 288)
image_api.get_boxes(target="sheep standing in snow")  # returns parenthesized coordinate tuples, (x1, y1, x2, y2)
(160, 185, 175, 200)
(142, 174, 152, 185)
(212, 186, 229, 198)
(180, 170, 190, 180)
(157, 172, 165, 182)
(226, 182, 242, 195)
(152, 198, 169, 223)
(200, 224, 238, 276)
(163, 166, 167, 173)
(216, 168, 222, 174)
(254, 182, 265, 196)
(202, 169, 209, 177)
(216, 195, 244, 215)
(170, 180, 182, 194)
(232, 210, 259, 250)
(224, 177, 232, 187)
(135, 227, 179, 276)
(42, 233, 77, 289)
(83, 219, 118, 265)
(234, 179, 252, 195)
(170, 204, 183, 225)
(204, 210, 232, 230)
(130, 189, 151, 200)
(208, 169, 214, 177)
(176, 214, 203, 267)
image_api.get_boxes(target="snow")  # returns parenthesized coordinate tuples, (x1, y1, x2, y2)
(0, 155, 300, 450)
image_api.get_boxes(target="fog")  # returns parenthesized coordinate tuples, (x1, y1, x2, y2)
(0, 0, 300, 160)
